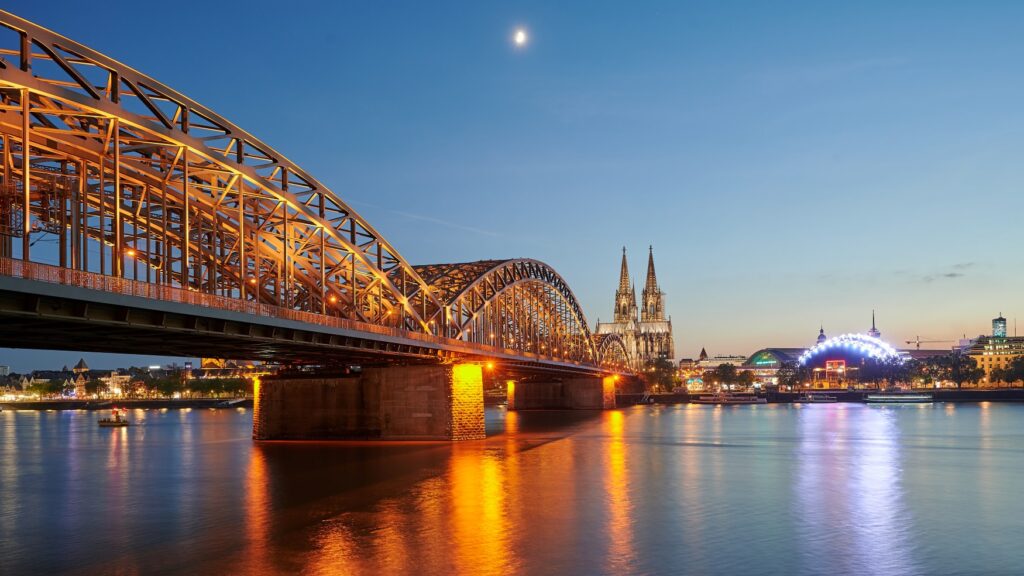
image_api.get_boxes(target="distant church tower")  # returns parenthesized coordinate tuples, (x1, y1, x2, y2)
(595, 246, 675, 369)
(614, 248, 638, 323)
(641, 246, 665, 322)
(817, 325, 827, 344)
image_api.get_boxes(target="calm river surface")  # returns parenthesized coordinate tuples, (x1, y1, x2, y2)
(2, 402, 1023, 575)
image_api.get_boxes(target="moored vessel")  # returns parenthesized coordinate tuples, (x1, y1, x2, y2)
(865, 393, 934, 404)
(98, 408, 130, 427)
(692, 392, 767, 405)
(797, 392, 837, 403)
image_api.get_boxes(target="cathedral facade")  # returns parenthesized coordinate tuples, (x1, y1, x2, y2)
(595, 247, 675, 369)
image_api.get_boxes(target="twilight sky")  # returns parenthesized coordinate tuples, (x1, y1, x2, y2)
(3, 0, 1023, 371)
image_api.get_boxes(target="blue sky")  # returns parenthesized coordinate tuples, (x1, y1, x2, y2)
(3, 1, 1023, 371)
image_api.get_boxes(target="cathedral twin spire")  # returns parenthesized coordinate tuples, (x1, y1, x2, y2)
(613, 246, 665, 324)
(614, 247, 638, 323)
(641, 246, 664, 322)
(598, 246, 676, 363)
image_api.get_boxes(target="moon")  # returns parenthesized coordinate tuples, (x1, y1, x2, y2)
(513, 27, 528, 47)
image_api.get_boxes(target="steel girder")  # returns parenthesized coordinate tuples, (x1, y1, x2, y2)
(0, 11, 606, 370)
(593, 332, 631, 371)
(0, 10, 445, 334)
(414, 259, 596, 364)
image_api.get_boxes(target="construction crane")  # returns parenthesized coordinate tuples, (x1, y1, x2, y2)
(905, 336, 957, 350)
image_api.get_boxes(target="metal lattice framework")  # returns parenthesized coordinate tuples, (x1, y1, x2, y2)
(593, 332, 630, 371)
(415, 259, 595, 364)
(0, 11, 602, 368)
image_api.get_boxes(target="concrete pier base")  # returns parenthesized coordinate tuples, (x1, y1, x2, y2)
(253, 364, 484, 441)
(508, 376, 616, 410)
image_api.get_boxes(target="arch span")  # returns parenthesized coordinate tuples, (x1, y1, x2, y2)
(0, 11, 610, 370)
(414, 259, 595, 364)
(593, 332, 630, 370)
(0, 11, 444, 333)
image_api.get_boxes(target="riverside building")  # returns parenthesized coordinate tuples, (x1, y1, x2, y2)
(966, 313, 1024, 378)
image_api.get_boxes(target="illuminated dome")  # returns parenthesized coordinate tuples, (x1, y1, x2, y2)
(798, 333, 903, 366)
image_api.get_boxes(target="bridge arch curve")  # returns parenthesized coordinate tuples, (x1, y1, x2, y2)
(0, 11, 608, 370)
(0, 11, 444, 332)
(414, 259, 596, 364)
(593, 332, 630, 370)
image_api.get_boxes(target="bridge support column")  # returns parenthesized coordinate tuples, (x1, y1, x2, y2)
(508, 375, 616, 410)
(373, 363, 485, 441)
(253, 363, 485, 441)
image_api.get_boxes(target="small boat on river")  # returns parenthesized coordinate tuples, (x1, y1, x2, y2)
(98, 408, 130, 427)
(865, 393, 934, 404)
(692, 392, 767, 405)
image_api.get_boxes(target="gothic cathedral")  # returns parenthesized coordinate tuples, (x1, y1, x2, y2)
(595, 247, 675, 368)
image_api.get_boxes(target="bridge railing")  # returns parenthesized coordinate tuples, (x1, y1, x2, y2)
(0, 257, 589, 366)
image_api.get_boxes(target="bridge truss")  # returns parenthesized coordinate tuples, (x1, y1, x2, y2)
(0, 11, 614, 371)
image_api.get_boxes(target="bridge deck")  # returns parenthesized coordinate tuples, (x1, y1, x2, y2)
(0, 258, 603, 374)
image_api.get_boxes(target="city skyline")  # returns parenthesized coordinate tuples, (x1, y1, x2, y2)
(2, 0, 1023, 369)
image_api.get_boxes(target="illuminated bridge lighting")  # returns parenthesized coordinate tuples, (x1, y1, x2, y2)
(0, 11, 630, 374)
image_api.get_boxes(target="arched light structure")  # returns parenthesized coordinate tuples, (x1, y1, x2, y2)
(414, 259, 595, 363)
(0, 11, 601, 367)
(797, 333, 904, 366)
(593, 332, 630, 370)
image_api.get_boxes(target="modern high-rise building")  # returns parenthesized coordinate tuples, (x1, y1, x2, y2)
(595, 247, 675, 369)
(993, 313, 1007, 338)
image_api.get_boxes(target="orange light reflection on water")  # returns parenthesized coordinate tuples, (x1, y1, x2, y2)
(605, 410, 635, 571)
(241, 444, 270, 575)
(449, 445, 512, 575)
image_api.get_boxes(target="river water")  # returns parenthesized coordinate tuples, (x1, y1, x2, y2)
(1, 402, 1022, 575)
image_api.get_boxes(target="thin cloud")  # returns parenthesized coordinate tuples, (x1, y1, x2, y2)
(390, 210, 500, 238)
(919, 272, 965, 283)
(349, 199, 500, 238)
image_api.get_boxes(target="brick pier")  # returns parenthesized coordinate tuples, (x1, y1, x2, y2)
(253, 364, 485, 441)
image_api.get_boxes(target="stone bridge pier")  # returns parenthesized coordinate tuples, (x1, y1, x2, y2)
(253, 364, 485, 441)
(507, 375, 617, 411)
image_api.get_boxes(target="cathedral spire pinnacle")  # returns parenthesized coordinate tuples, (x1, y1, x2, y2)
(618, 247, 630, 293)
(644, 245, 658, 293)
(613, 248, 637, 323)
(641, 246, 665, 322)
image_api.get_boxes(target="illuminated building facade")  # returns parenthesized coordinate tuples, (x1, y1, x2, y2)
(966, 315, 1024, 378)
(743, 315, 935, 387)
(742, 348, 806, 384)
(595, 247, 675, 368)
(993, 314, 1007, 338)
(798, 333, 904, 389)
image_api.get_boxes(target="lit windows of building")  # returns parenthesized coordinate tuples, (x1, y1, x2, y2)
(993, 314, 1007, 338)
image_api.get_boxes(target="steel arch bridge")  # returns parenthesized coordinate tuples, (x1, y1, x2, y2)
(0, 11, 617, 373)
(593, 333, 630, 371)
